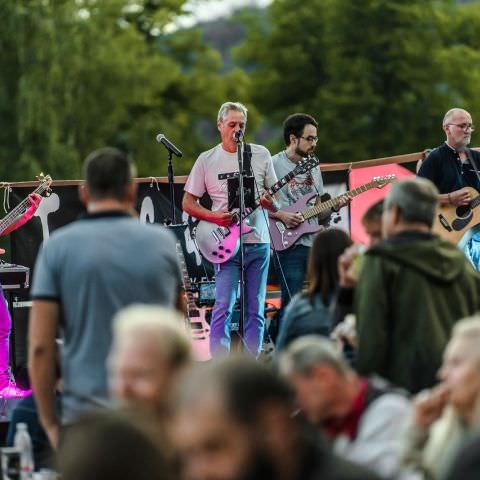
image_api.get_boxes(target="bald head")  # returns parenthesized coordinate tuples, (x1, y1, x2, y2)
(443, 108, 471, 127)
(442, 108, 474, 149)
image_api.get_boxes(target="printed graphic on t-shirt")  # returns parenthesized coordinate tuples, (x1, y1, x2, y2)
(287, 175, 315, 200)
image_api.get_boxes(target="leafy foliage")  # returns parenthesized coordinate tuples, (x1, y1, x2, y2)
(237, 0, 480, 162)
(0, 0, 250, 181)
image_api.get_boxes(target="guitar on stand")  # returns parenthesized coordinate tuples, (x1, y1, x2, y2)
(269, 175, 396, 251)
(194, 154, 321, 263)
(175, 241, 211, 361)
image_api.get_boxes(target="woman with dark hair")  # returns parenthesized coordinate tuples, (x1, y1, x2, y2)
(275, 228, 352, 351)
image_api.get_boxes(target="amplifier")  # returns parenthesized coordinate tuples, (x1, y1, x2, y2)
(0, 263, 30, 290)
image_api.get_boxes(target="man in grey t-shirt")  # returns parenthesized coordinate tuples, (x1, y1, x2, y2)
(29, 148, 182, 447)
(270, 113, 326, 319)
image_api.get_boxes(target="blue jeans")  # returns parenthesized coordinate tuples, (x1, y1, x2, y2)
(274, 245, 310, 323)
(210, 243, 270, 357)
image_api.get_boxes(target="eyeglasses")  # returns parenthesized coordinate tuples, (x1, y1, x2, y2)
(300, 136, 318, 143)
(448, 123, 475, 131)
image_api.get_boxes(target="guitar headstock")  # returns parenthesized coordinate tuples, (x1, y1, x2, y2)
(36, 173, 53, 196)
(372, 174, 396, 189)
(294, 154, 321, 175)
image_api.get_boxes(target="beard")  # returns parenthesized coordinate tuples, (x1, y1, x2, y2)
(458, 135, 471, 148)
(294, 146, 313, 158)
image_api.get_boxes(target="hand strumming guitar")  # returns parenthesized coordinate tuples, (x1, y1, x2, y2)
(275, 210, 303, 228)
(209, 210, 235, 227)
(447, 187, 471, 206)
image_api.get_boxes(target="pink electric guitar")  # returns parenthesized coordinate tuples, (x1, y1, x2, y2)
(194, 154, 321, 263)
(269, 175, 396, 251)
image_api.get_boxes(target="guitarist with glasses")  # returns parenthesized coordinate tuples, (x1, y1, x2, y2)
(418, 108, 480, 269)
(270, 113, 345, 323)
(0, 192, 41, 396)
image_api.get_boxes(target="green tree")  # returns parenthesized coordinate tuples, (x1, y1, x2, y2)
(0, 0, 251, 182)
(237, 0, 480, 162)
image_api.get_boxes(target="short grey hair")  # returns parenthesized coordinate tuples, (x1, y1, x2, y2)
(278, 335, 349, 377)
(217, 102, 248, 123)
(111, 304, 192, 369)
(443, 108, 470, 126)
(384, 177, 439, 228)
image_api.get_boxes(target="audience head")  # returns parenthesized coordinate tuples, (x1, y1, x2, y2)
(306, 228, 352, 304)
(442, 108, 473, 149)
(81, 147, 137, 205)
(361, 200, 384, 246)
(279, 335, 353, 425)
(109, 304, 192, 415)
(382, 177, 438, 238)
(58, 411, 174, 480)
(171, 355, 298, 480)
(438, 315, 480, 423)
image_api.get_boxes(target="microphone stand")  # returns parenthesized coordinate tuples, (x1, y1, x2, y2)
(166, 150, 176, 225)
(236, 133, 246, 351)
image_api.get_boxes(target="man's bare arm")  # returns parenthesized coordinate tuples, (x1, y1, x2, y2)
(28, 300, 60, 448)
(182, 192, 232, 227)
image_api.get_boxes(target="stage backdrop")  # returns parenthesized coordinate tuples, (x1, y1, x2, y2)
(7, 169, 350, 284)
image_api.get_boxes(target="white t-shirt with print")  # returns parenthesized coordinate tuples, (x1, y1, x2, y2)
(185, 143, 277, 244)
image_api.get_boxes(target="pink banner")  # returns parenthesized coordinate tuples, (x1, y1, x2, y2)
(349, 164, 415, 245)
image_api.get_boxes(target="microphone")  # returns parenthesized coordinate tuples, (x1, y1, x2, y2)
(155, 134, 183, 158)
(234, 130, 244, 142)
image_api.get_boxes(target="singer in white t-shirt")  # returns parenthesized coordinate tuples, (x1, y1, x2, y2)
(182, 101, 278, 357)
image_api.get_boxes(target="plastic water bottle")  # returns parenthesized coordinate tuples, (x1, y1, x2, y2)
(13, 423, 34, 480)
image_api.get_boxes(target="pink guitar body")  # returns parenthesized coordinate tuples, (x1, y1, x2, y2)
(269, 193, 323, 251)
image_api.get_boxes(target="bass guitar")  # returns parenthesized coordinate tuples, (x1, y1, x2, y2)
(433, 186, 480, 244)
(269, 175, 396, 251)
(194, 154, 321, 263)
(0, 173, 52, 235)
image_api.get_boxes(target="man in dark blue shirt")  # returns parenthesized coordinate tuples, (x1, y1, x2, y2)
(418, 108, 480, 267)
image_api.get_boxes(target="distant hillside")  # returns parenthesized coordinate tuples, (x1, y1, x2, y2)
(197, 6, 266, 72)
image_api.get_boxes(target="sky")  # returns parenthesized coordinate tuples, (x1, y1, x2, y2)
(178, 0, 272, 27)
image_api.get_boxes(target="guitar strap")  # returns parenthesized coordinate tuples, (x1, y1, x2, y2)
(242, 143, 253, 176)
(465, 148, 480, 186)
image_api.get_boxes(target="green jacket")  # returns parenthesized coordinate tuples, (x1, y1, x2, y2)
(355, 231, 480, 393)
